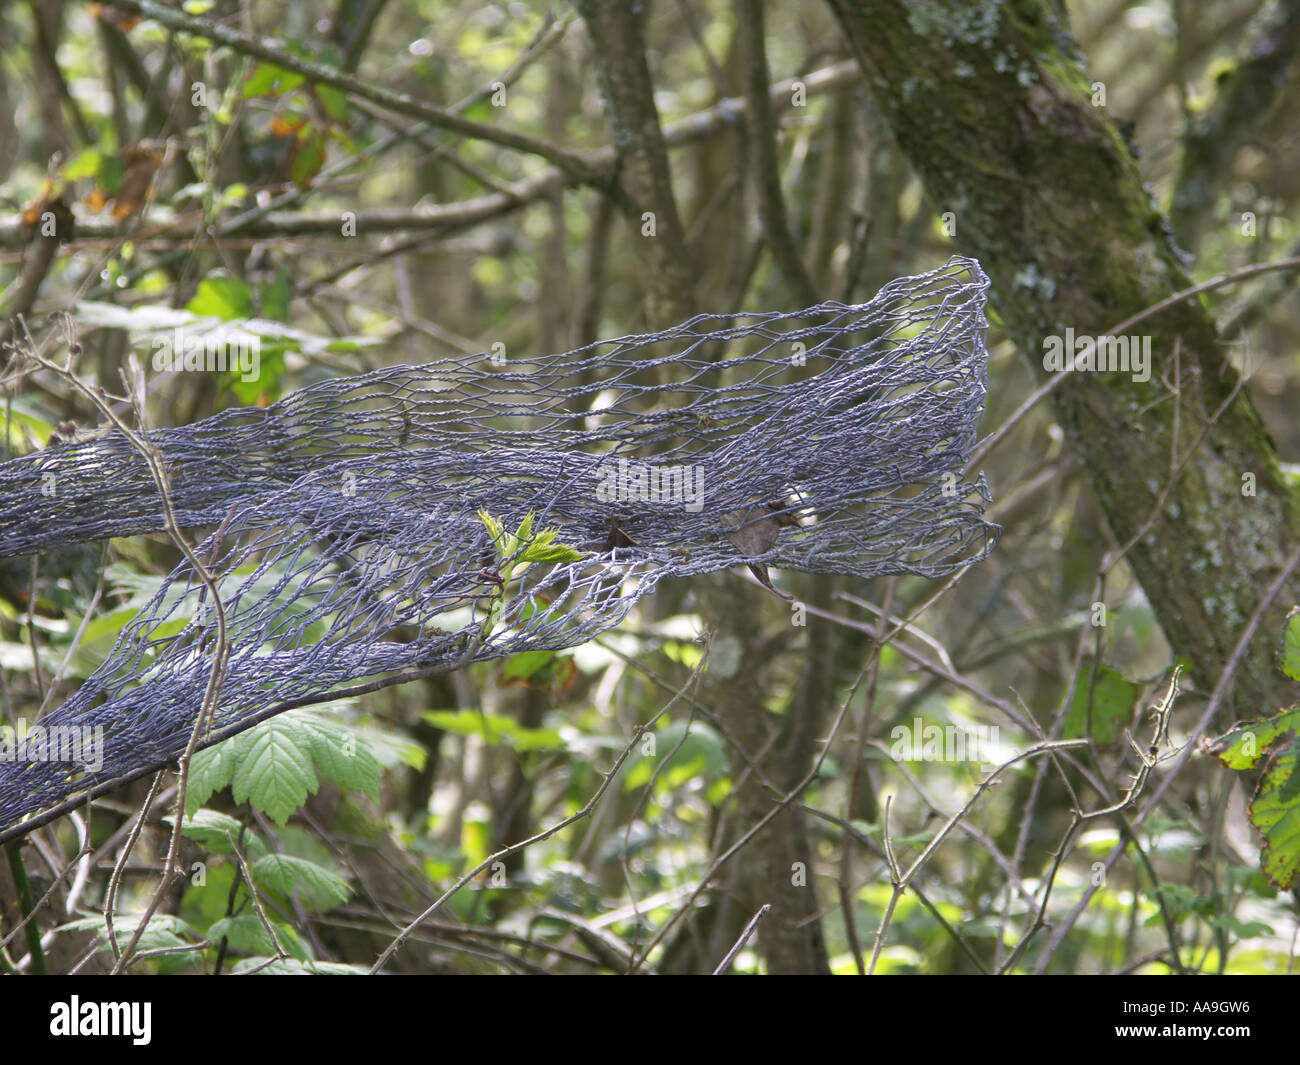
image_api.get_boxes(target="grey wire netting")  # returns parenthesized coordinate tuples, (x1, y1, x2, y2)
(0, 255, 998, 827)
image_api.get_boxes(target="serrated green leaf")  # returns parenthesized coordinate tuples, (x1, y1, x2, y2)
(252, 853, 351, 911)
(297, 717, 381, 800)
(229, 719, 319, 825)
(209, 915, 310, 959)
(172, 808, 268, 858)
(520, 543, 587, 564)
(186, 739, 241, 816)
(478, 509, 504, 546)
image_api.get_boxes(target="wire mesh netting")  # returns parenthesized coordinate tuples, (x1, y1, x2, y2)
(0, 255, 999, 827)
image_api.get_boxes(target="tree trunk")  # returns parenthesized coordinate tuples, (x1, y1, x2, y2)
(826, 0, 1300, 720)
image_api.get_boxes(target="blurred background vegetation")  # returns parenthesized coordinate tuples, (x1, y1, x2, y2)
(1, 0, 1299, 974)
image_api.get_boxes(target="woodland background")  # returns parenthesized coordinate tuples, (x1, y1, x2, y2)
(1, 0, 1300, 974)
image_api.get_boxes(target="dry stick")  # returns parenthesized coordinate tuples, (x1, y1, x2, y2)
(24, 554, 45, 701)
(963, 254, 1300, 475)
(839, 578, 897, 975)
(711, 904, 771, 975)
(863, 740, 1039, 911)
(367, 661, 704, 973)
(1020, 341, 1218, 971)
(102, 769, 167, 963)
(627, 637, 885, 973)
(0, 62, 859, 253)
(798, 803, 992, 973)
(1031, 546, 1300, 973)
(223, 836, 290, 967)
(809, 595, 1120, 804)
(618, 651, 710, 970)
(866, 738, 1090, 975)
(1000, 669, 1187, 975)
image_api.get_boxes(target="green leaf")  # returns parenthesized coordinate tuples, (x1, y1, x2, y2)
(174, 808, 268, 858)
(296, 716, 382, 800)
(259, 268, 291, 322)
(520, 543, 588, 564)
(1207, 709, 1300, 889)
(208, 915, 311, 960)
(422, 709, 565, 751)
(229, 718, 319, 825)
(252, 853, 351, 911)
(625, 721, 726, 792)
(188, 709, 382, 819)
(1247, 740, 1300, 890)
(478, 509, 505, 547)
(501, 650, 554, 681)
(226, 348, 287, 405)
(62, 148, 103, 182)
(1205, 708, 1300, 771)
(1212, 915, 1274, 939)
(316, 83, 350, 124)
(1280, 608, 1300, 682)
(186, 739, 241, 816)
(187, 274, 255, 320)
(290, 128, 327, 188)
(97, 155, 124, 196)
(244, 62, 305, 98)
(1064, 664, 1138, 745)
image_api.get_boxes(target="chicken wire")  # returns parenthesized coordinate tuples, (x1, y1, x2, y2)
(0, 255, 999, 827)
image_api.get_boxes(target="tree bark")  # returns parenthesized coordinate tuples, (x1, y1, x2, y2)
(826, 0, 1300, 720)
